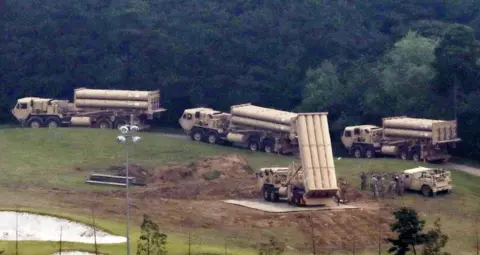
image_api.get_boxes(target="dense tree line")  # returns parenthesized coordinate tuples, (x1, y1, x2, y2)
(1, 0, 480, 157)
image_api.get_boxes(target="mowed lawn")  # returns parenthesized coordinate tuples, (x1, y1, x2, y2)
(0, 127, 478, 254)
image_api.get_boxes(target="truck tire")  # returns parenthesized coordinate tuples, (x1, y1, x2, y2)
(207, 132, 218, 144)
(248, 141, 259, 151)
(27, 117, 43, 128)
(97, 119, 112, 129)
(353, 146, 363, 158)
(421, 185, 432, 197)
(46, 117, 60, 128)
(263, 188, 272, 201)
(114, 119, 129, 129)
(412, 152, 420, 162)
(365, 148, 375, 158)
(263, 141, 274, 153)
(191, 129, 204, 142)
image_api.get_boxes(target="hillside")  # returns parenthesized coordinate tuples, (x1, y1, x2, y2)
(0, 128, 479, 254)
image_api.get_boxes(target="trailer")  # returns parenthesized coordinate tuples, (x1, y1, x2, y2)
(255, 112, 340, 206)
(179, 103, 304, 154)
(341, 116, 461, 162)
(11, 88, 166, 130)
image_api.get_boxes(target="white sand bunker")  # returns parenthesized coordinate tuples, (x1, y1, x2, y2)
(0, 211, 126, 243)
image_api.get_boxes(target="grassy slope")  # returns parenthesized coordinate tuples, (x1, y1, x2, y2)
(0, 128, 478, 254)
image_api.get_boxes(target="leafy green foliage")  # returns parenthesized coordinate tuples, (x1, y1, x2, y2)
(421, 218, 451, 255)
(386, 207, 428, 255)
(137, 214, 168, 255)
(2, 0, 480, 157)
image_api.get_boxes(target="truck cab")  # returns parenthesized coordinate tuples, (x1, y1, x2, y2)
(403, 167, 452, 196)
(341, 125, 382, 151)
(179, 107, 231, 140)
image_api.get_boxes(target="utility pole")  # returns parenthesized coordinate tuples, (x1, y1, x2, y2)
(378, 204, 381, 255)
(310, 214, 316, 255)
(453, 75, 458, 121)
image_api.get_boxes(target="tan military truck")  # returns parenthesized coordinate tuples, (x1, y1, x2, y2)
(403, 166, 452, 196)
(179, 103, 306, 155)
(341, 116, 461, 163)
(255, 112, 339, 207)
(11, 88, 166, 129)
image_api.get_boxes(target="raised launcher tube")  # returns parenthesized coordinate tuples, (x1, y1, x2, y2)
(294, 112, 338, 206)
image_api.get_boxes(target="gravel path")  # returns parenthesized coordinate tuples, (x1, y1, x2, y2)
(445, 163, 480, 177)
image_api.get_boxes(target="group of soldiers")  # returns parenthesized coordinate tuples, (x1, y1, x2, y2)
(360, 171, 406, 198)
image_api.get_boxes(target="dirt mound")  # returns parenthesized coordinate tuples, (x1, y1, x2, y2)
(136, 154, 258, 200)
(107, 164, 150, 184)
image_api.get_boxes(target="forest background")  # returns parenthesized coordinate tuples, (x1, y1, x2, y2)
(1, 0, 480, 157)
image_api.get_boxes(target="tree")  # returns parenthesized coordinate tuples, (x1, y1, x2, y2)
(386, 207, 428, 255)
(422, 218, 450, 255)
(136, 214, 168, 255)
(378, 31, 439, 116)
(258, 236, 285, 255)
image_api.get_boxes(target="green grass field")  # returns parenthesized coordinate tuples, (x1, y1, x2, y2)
(0, 127, 478, 255)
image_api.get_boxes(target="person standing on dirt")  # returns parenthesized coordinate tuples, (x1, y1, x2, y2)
(360, 172, 367, 191)
(387, 179, 396, 198)
(398, 174, 406, 196)
(394, 175, 400, 195)
(339, 179, 348, 203)
(371, 175, 379, 198)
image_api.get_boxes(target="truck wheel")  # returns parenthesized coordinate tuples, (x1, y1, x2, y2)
(27, 117, 43, 128)
(207, 132, 218, 144)
(97, 119, 112, 129)
(249, 141, 259, 151)
(421, 185, 432, 197)
(412, 152, 420, 162)
(273, 193, 280, 202)
(353, 147, 363, 158)
(46, 118, 60, 128)
(191, 130, 204, 142)
(263, 188, 271, 201)
(114, 119, 129, 129)
(263, 141, 274, 153)
(365, 148, 375, 158)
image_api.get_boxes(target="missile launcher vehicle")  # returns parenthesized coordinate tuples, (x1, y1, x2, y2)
(255, 112, 339, 206)
(179, 103, 321, 155)
(341, 116, 461, 163)
(11, 88, 166, 130)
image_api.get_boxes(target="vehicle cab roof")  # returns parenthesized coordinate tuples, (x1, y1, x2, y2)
(344, 125, 381, 130)
(17, 97, 52, 103)
(184, 107, 222, 114)
(403, 166, 433, 174)
(258, 167, 290, 172)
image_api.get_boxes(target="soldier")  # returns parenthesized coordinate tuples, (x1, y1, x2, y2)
(398, 174, 405, 196)
(387, 179, 396, 198)
(371, 175, 379, 198)
(379, 175, 386, 197)
(338, 178, 348, 203)
(394, 175, 400, 195)
(360, 172, 367, 191)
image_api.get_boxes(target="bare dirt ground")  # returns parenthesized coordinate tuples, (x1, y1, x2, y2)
(17, 155, 402, 253)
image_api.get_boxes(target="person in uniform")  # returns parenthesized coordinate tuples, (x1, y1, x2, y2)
(399, 174, 405, 196)
(360, 172, 367, 191)
(371, 175, 379, 198)
(387, 179, 396, 198)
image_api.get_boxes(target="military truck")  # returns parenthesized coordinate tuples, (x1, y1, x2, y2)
(11, 88, 166, 129)
(341, 116, 461, 162)
(255, 112, 339, 206)
(179, 103, 307, 154)
(403, 166, 452, 196)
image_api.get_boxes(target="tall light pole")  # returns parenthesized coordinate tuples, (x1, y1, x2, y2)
(117, 124, 141, 255)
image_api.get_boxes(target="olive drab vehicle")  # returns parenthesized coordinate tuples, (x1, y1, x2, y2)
(179, 103, 309, 155)
(341, 116, 461, 163)
(11, 88, 166, 130)
(255, 112, 340, 207)
(403, 167, 452, 197)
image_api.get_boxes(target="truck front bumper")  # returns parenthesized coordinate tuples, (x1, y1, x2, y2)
(433, 185, 452, 193)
